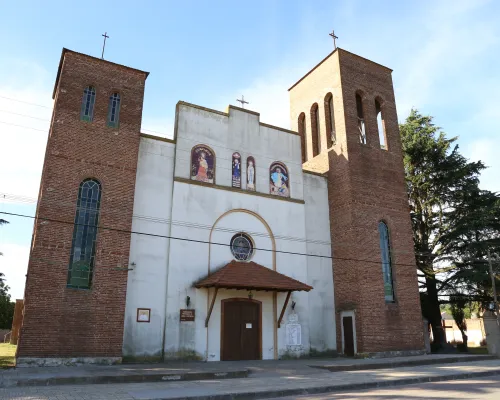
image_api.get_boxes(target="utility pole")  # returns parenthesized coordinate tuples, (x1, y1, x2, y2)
(488, 248, 499, 324)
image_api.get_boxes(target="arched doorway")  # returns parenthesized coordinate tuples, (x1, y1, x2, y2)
(221, 298, 262, 361)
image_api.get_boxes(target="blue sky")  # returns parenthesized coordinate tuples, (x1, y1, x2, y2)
(0, 0, 499, 299)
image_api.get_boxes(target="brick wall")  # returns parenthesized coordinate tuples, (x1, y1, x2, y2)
(290, 48, 424, 354)
(17, 50, 148, 359)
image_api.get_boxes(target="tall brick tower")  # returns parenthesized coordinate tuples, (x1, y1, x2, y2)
(17, 49, 148, 365)
(289, 48, 424, 355)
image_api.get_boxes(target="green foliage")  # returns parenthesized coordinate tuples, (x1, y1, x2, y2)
(400, 109, 500, 349)
(450, 293, 468, 350)
(0, 273, 14, 329)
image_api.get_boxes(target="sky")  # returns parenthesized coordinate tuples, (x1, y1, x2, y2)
(0, 0, 499, 299)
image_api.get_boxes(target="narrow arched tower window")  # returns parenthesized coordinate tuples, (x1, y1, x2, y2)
(378, 221, 395, 302)
(375, 99, 387, 150)
(356, 93, 366, 144)
(80, 86, 96, 122)
(298, 113, 307, 163)
(107, 92, 121, 128)
(324, 93, 336, 147)
(310, 103, 320, 157)
(68, 179, 102, 289)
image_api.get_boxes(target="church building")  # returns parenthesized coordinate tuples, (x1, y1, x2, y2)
(16, 45, 425, 365)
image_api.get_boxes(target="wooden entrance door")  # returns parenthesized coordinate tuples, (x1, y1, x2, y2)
(342, 316, 355, 356)
(221, 298, 261, 361)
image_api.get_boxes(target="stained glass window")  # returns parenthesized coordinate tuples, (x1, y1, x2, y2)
(80, 86, 96, 122)
(67, 179, 101, 289)
(378, 221, 395, 302)
(230, 233, 254, 261)
(107, 92, 121, 128)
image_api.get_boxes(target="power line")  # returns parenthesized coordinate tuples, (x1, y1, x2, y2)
(0, 121, 48, 132)
(0, 96, 171, 137)
(0, 210, 420, 268)
(0, 95, 52, 109)
(0, 109, 50, 121)
(0, 192, 331, 246)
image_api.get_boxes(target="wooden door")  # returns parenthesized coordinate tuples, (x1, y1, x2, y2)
(343, 316, 355, 356)
(221, 299, 261, 361)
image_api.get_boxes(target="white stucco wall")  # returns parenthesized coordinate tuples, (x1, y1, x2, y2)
(123, 103, 336, 360)
(303, 172, 336, 354)
(175, 104, 304, 200)
(123, 137, 175, 358)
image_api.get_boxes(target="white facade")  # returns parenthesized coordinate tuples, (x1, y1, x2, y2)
(123, 102, 335, 361)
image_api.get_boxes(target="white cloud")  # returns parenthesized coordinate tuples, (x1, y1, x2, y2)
(0, 243, 29, 300)
(465, 138, 500, 193)
(215, 62, 312, 131)
(395, 0, 499, 117)
(0, 60, 52, 201)
(141, 116, 174, 139)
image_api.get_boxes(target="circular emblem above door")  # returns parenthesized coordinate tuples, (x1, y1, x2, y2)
(230, 233, 254, 261)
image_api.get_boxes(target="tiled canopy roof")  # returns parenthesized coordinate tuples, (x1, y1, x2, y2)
(194, 260, 313, 292)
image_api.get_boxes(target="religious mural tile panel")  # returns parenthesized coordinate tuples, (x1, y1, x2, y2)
(247, 156, 256, 191)
(232, 152, 241, 188)
(269, 161, 289, 197)
(191, 145, 215, 184)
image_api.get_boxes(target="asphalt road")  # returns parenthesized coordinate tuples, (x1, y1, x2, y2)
(271, 376, 500, 399)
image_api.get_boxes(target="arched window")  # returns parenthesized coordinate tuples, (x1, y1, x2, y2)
(80, 86, 96, 122)
(324, 93, 336, 147)
(67, 179, 102, 289)
(378, 221, 395, 302)
(231, 152, 241, 188)
(269, 161, 290, 198)
(107, 92, 121, 128)
(191, 144, 215, 184)
(298, 113, 307, 163)
(375, 99, 387, 150)
(247, 156, 256, 191)
(310, 104, 320, 157)
(356, 93, 366, 144)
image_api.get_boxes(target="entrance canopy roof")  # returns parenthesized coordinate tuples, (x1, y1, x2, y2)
(194, 260, 313, 292)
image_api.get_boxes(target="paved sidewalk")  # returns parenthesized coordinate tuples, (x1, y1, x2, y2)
(0, 354, 493, 388)
(1, 359, 500, 400)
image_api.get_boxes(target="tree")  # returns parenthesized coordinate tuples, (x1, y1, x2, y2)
(400, 109, 490, 349)
(0, 272, 14, 329)
(449, 293, 468, 350)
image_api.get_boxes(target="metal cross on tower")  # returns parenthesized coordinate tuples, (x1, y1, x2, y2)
(101, 32, 109, 59)
(236, 95, 249, 109)
(329, 30, 338, 50)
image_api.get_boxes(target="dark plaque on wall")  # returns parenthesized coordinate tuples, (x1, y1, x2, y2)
(180, 309, 195, 321)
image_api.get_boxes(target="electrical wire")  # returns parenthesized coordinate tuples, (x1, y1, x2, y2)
(0, 210, 421, 268)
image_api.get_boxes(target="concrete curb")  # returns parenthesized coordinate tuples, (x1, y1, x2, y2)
(0, 369, 249, 388)
(154, 368, 500, 400)
(310, 355, 497, 372)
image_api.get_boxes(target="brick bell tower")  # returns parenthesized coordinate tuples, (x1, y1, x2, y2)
(17, 49, 148, 365)
(289, 48, 424, 355)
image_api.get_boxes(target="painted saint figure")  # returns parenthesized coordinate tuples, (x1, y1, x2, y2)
(232, 152, 241, 188)
(247, 156, 256, 191)
(191, 145, 215, 184)
(269, 161, 289, 197)
(196, 152, 209, 182)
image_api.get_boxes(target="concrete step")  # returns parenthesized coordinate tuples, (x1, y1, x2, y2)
(0, 368, 249, 388)
(310, 354, 497, 372)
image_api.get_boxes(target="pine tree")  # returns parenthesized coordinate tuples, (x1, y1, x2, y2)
(400, 109, 489, 349)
